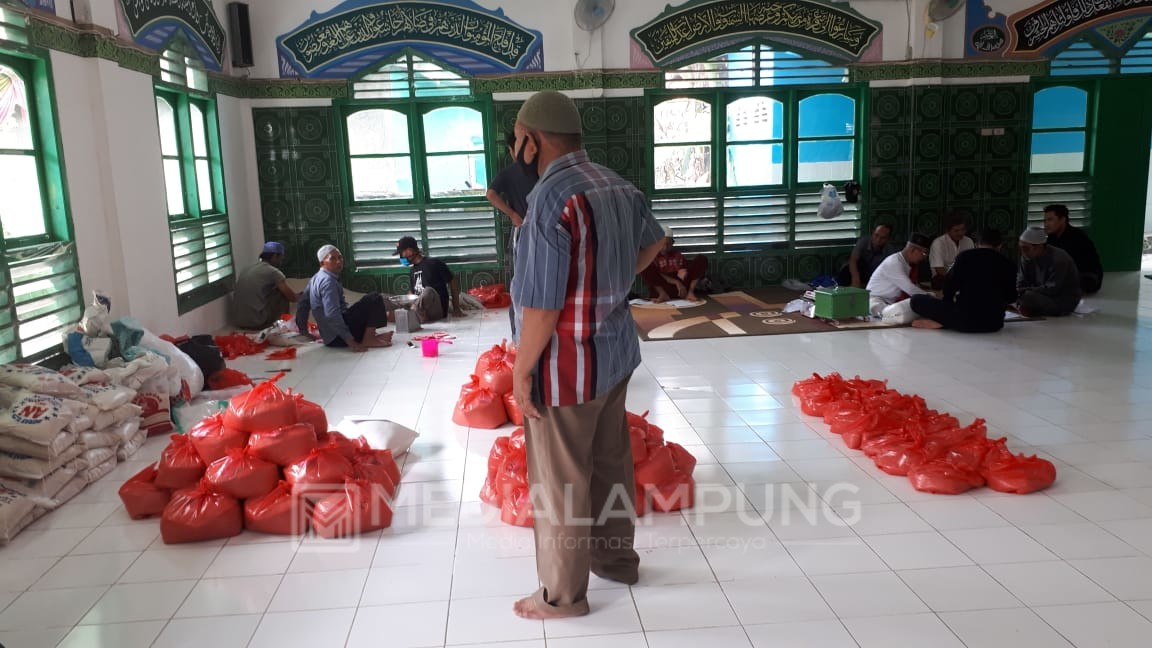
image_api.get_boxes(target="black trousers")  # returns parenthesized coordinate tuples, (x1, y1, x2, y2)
(326, 293, 389, 347)
(910, 294, 1005, 333)
(1080, 272, 1102, 295)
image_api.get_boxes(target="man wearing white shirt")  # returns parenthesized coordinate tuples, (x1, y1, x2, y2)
(866, 233, 933, 316)
(929, 214, 974, 289)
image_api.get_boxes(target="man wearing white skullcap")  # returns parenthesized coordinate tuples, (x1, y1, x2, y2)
(1016, 226, 1081, 317)
(640, 224, 710, 302)
(295, 245, 394, 351)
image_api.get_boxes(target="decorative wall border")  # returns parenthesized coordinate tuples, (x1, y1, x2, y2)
(470, 70, 662, 93)
(850, 59, 1049, 82)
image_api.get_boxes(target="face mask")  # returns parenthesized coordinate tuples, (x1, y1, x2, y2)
(515, 133, 539, 177)
(399, 257, 411, 267)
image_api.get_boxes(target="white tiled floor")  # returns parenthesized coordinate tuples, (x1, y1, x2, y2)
(3, 271, 1152, 646)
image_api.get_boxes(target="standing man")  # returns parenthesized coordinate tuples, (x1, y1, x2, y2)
(509, 91, 665, 620)
(231, 241, 298, 329)
(911, 228, 1017, 332)
(486, 132, 539, 335)
(836, 223, 898, 288)
(928, 213, 975, 289)
(296, 245, 393, 351)
(1016, 226, 1082, 317)
(393, 236, 464, 323)
(1043, 204, 1103, 294)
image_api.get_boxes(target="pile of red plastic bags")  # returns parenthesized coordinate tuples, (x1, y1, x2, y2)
(118, 373, 400, 542)
(452, 341, 522, 429)
(480, 411, 697, 528)
(793, 373, 1056, 495)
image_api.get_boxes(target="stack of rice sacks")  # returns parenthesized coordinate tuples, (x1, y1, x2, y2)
(452, 341, 520, 428)
(479, 412, 697, 528)
(0, 364, 143, 543)
(119, 373, 402, 543)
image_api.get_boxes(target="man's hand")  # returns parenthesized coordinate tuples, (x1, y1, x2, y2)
(671, 279, 687, 298)
(513, 371, 541, 420)
(676, 268, 688, 281)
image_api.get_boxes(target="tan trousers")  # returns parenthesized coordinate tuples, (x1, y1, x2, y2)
(525, 374, 640, 611)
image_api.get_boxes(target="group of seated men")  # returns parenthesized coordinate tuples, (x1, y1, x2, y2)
(230, 236, 462, 352)
(854, 204, 1101, 332)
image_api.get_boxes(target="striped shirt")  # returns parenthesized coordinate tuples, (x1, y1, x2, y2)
(512, 151, 664, 407)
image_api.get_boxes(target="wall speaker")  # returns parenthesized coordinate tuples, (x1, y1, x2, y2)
(227, 2, 254, 68)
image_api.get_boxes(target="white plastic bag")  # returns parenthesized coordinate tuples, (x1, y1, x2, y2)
(334, 417, 419, 457)
(80, 290, 113, 337)
(817, 183, 844, 220)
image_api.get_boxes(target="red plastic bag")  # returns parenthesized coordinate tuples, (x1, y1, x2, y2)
(503, 392, 523, 426)
(648, 476, 696, 513)
(206, 368, 253, 390)
(160, 480, 243, 544)
(981, 440, 1057, 494)
(666, 442, 697, 477)
(479, 364, 513, 396)
(188, 412, 249, 464)
(317, 431, 358, 459)
(248, 423, 318, 466)
(156, 434, 207, 490)
(941, 434, 995, 472)
(205, 447, 280, 500)
(828, 407, 879, 436)
(352, 459, 398, 497)
(451, 376, 508, 429)
(311, 479, 393, 538)
(469, 284, 511, 309)
(244, 480, 309, 535)
(474, 340, 516, 376)
(495, 450, 528, 502)
(223, 373, 297, 433)
(500, 486, 533, 527)
(293, 395, 328, 438)
(635, 445, 677, 487)
(265, 347, 297, 361)
(352, 445, 401, 486)
(480, 474, 502, 507)
(871, 429, 932, 476)
(119, 465, 172, 520)
(285, 447, 355, 501)
(487, 436, 511, 482)
(213, 334, 268, 360)
(508, 427, 526, 452)
(629, 426, 648, 463)
(907, 460, 985, 495)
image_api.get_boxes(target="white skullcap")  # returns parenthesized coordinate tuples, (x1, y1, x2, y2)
(1019, 227, 1047, 245)
(316, 244, 338, 263)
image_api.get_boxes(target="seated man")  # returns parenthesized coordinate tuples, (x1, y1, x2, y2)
(1016, 227, 1082, 317)
(866, 233, 932, 316)
(231, 241, 298, 329)
(640, 224, 708, 303)
(836, 224, 897, 288)
(1043, 204, 1102, 294)
(910, 228, 1017, 332)
(394, 236, 464, 323)
(928, 213, 974, 289)
(296, 245, 393, 351)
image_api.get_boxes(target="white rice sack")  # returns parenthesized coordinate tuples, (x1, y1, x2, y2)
(0, 392, 76, 446)
(0, 458, 83, 498)
(0, 365, 84, 398)
(0, 430, 77, 459)
(81, 447, 115, 470)
(49, 474, 88, 507)
(1, 508, 40, 544)
(80, 429, 122, 450)
(93, 403, 142, 430)
(0, 484, 41, 543)
(80, 384, 136, 412)
(0, 445, 85, 481)
(66, 414, 93, 434)
(114, 418, 141, 442)
(335, 417, 420, 457)
(82, 456, 116, 485)
(139, 331, 204, 398)
(60, 365, 110, 386)
(116, 427, 147, 462)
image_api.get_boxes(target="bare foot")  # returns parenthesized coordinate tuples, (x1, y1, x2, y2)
(686, 292, 703, 303)
(512, 594, 589, 619)
(653, 290, 669, 304)
(911, 319, 943, 329)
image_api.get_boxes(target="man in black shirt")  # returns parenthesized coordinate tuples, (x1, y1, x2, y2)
(909, 228, 1017, 332)
(1043, 204, 1102, 294)
(485, 132, 538, 335)
(394, 236, 464, 323)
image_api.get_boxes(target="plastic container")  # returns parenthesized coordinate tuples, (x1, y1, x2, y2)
(813, 287, 870, 319)
(421, 338, 440, 357)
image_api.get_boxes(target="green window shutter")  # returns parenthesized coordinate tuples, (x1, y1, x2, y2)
(1027, 180, 1091, 230)
(793, 190, 861, 247)
(650, 197, 720, 254)
(350, 208, 423, 266)
(425, 206, 496, 263)
(8, 243, 82, 360)
(723, 194, 790, 251)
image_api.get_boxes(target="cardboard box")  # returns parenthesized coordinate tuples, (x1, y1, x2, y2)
(813, 287, 870, 319)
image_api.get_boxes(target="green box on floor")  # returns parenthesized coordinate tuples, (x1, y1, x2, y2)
(813, 287, 870, 319)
